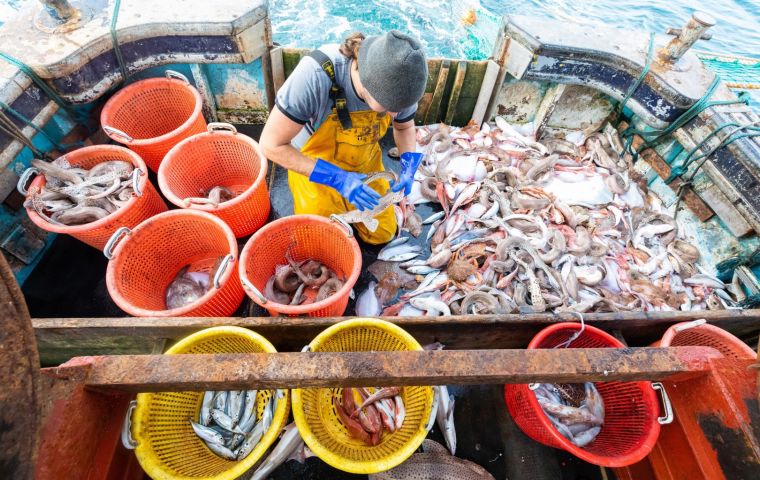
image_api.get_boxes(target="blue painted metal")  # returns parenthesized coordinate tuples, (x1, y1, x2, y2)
(204, 59, 268, 110)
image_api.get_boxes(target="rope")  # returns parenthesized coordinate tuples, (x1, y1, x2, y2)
(0, 100, 82, 151)
(109, 0, 129, 82)
(0, 51, 84, 123)
(672, 122, 760, 219)
(0, 109, 47, 159)
(617, 32, 655, 115)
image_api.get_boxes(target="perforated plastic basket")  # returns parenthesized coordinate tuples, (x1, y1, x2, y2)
(238, 214, 362, 317)
(654, 319, 755, 359)
(131, 327, 290, 480)
(158, 123, 270, 238)
(100, 70, 207, 172)
(504, 323, 662, 468)
(105, 209, 244, 317)
(20, 145, 167, 250)
(292, 318, 435, 474)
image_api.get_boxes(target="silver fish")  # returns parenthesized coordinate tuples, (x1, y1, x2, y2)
(378, 243, 422, 262)
(236, 418, 267, 460)
(422, 211, 445, 225)
(199, 390, 215, 426)
(228, 390, 243, 424)
(211, 409, 245, 434)
(190, 420, 225, 445)
(239, 390, 258, 430)
(409, 294, 451, 316)
(206, 441, 237, 460)
(436, 386, 457, 455)
(385, 236, 410, 248)
(250, 423, 304, 480)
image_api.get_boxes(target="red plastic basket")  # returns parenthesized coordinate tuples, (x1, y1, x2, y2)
(504, 323, 661, 467)
(157, 123, 270, 238)
(239, 215, 362, 317)
(100, 70, 207, 172)
(21, 145, 167, 250)
(105, 210, 244, 317)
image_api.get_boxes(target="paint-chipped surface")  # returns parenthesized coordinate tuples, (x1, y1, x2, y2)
(493, 79, 545, 123)
(546, 85, 613, 130)
(205, 60, 268, 111)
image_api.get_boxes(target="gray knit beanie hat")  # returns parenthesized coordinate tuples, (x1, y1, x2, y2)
(358, 30, 428, 112)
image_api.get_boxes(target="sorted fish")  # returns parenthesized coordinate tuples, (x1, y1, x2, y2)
(263, 248, 344, 306)
(250, 423, 304, 480)
(25, 157, 136, 226)
(533, 382, 604, 447)
(190, 389, 278, 460)
(183, 185, 237, 207)
(337, 387, 406, 446)
(356, 281, 382, 316)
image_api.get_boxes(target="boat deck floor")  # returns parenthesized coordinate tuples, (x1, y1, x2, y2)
(21, 126, 610, 479)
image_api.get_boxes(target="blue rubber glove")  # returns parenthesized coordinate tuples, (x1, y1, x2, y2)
(391, 152, 424, 196)
(309, 159, 381, 211)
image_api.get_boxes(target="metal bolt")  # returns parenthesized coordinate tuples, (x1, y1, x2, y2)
(661, 11, 716, 62)
(38, 0, 77, 22)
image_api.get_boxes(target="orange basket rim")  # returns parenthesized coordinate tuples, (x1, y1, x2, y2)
(157, 130, 269, 211)
(238, 214, 362, 315)
(105, 209, 239, 317)
(25, 145, 151, 234)
(99, 76, 203, 146)
(518, 322, 661, 466)
(657, 321, 756, 357)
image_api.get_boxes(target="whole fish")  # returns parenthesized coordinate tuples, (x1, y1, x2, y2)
(334, 172, 404, 232)
(199, 390, 215, 426)
(211, 409, 245, 434)
(190, 420, 224, 445)
(378, 243, 422, 262)
(436, 386, 457, 455)
(356, 281, 382, 316)
(165, 265, 207, 310)
(250, 423, 304, 480)
(369, 440, 493, 480)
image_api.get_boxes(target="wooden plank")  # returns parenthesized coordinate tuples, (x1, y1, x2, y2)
(451, 60, 487, 126)
(269, 46, 285, 94)
(73, 347, 721, 392)
(619, 122, 714, 222)
(33, 309, 760, 357)
(471, 60, 500, 126)
(533, 83, 567, 139)
(445, 61, 468, 125)
(425, 60, 451, 125)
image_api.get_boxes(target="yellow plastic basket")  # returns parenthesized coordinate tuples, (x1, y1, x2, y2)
(132, 326, 290, 480)
(291, 318, 435, 474)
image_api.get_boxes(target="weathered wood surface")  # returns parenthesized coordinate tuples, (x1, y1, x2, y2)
(33, 310, 760, 361)
(67, 347, 723, 392)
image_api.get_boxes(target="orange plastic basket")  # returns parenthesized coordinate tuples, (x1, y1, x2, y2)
(504, 323, 662, 468)
(20, 145, 167, 250)
(157, 123, 270, 238)
(100, 70, 207, 172)
(654, 319, 755, 359)
(239, 215, 362, 317)
(105, 209, 244, 317)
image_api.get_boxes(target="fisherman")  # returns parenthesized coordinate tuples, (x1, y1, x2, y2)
(259, 30, 428, 244)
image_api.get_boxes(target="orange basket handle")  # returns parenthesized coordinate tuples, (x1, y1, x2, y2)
(165, 69, 190, 84)
(329, 214, 354, 238)
(17, 166, 40, 196)
(104, 226, 132, 259)
(103, 125, 134, 143)
(652, 382, 674, 425)
(120, 400, 137, 450)
(207, 122, 237, 134)
(213, 254, 234, 289)
(241, 276, 268, 304)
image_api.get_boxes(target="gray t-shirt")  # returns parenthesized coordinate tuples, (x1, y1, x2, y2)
(275, 44, 417, 150)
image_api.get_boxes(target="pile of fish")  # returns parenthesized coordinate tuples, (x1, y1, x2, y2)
(264, 252, 344, 305)
(190, 389, 282, 461)
(357, 117, 735, 316)
(165, 257, 223, 309)
(24, 158, 136, 225)
(533, 382, 605, 447)
(183, 185, 237, 207)
(336, 387, 406, 446)
(368, 440, 495, 480)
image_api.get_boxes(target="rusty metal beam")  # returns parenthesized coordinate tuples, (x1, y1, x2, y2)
(63, 347, 725, 392)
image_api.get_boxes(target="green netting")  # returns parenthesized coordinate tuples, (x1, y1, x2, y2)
(695, 51, 759, 85)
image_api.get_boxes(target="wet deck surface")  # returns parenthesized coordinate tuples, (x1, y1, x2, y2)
(21, 127, 610, 480)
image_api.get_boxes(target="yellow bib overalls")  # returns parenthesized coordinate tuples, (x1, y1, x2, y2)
(287, 52, 397, 244)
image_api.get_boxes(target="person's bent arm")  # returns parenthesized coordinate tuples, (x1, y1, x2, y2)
(392, 118, 416, 156)
(259, 105, 317, 178)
